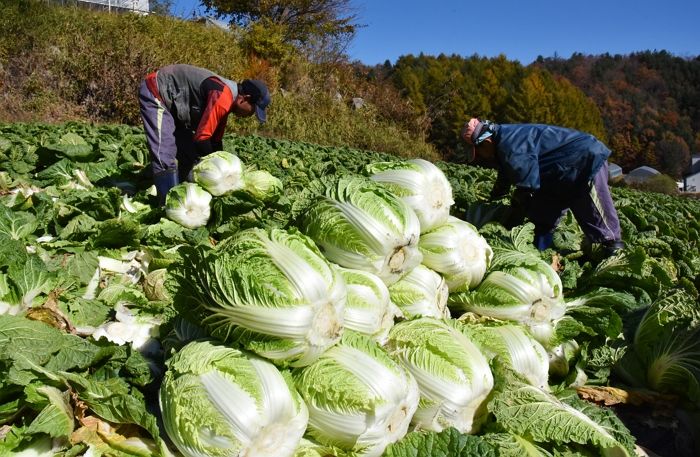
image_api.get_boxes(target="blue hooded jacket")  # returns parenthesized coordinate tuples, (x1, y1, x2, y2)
(491, 123, 610, 194)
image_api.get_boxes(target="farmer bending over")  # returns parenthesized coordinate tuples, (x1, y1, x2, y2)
(138, 64, 270, 204)
(461, 118, 625, 256)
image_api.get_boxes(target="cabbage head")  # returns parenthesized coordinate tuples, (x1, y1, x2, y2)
(159, 340, 308, 457)
(459, 315, 550, 390)
(292, 331, 419, 457)
(367, 159, 454, 233)
(300, 176, 422, 285)
(388, 264, 450, 319)
(336, 267, 397, 345)
(243, 169, 283, 202)
(419, 216, 493, 291)
(192, 151, 244, 196)
(616, 289, 700, 403)
(449, 250, 566, 347)
(171, 227, 346, 367)
(385, 318, 493, 433)
(165, 182, 211, 229)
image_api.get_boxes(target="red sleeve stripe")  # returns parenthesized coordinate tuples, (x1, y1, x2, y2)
(194, 79, 234, 142)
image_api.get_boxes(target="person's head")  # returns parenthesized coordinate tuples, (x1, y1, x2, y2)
(233, 79, 271, 122)
(461, 117, 497, 166)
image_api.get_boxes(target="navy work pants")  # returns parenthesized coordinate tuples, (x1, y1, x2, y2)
(138, 80, 198, 182)
(527, 162, 622, 244)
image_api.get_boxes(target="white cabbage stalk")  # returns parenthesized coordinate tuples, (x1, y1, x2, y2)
(301, 176, 422, 285)
(91, 303, 161, 353)
(548, 340, 581, 378)
(192, 151, 244, 196)
(121, 194, 149, 214)
(449, 253, 566, 347)
(388, 265, 450, 319)
(190, 228, 346, 367)
(336, 267, 398, 345)
(367, 159, 454, 233)
(165, 182, 212, 229)
(160, 341, 308, 457)
(98, 254, 144, 283)
(385, 318, 493, 433)
(419, 216, 493, 291)
(460, 319, 550, 390)
(292, 331, 419, 457)
(244, 169, 283, 202)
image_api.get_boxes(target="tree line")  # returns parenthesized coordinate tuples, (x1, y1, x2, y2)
(368, 51, 700, 178)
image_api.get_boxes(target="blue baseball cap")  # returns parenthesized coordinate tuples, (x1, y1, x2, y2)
(241, 79, 271, 123)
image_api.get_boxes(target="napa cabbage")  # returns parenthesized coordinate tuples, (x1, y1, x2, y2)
(169, 227, 346, 367)
(385, 317, 493, 433)
(418, 216, 493, 291)
(387, 264, 450, 319)
(336, 266, 397, 344)
(616, 289, 700, 403)
(292, 331, 419, 457)
(458, 315, 550, 390)
(192, 151, 244, 196)
(449, 250, 566, 346)
(300, 176, 422, 285)
(366, 159, 454, 233)
(243, 169, 283, 202)
(159, 340, 308, 457)
(165, 182, 212, 229)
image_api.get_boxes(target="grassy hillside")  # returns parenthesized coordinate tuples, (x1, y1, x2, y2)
(0, 0, 438, 160)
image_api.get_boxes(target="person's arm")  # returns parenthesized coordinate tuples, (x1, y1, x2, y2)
(489, 171, 512, 200)
(193, 78, 234, 156)
(500, 149, 540, 192)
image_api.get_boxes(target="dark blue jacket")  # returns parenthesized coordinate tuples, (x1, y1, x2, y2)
(492, 123, 610, 193)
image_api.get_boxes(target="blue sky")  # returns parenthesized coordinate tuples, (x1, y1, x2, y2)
(170, 0, 700, 65)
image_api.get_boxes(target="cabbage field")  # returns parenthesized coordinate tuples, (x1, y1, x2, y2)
(1, 122, 700, 457)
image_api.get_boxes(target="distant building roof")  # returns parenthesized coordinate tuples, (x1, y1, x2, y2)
(627, 166, 660, 178)
(608, 162, 623, 178)
(624, 166, 660, 184)
(77, 0, 149, 13)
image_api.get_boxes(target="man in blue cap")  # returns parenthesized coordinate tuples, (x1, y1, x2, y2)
(461, 118, 624, 256)
(138, 64, 271, 204)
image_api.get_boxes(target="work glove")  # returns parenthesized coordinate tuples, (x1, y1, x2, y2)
(154, 169, 179, 206)
(194, 139, 224, 157)
(503, 187, 533, 228)
(489, 173, 511, 200)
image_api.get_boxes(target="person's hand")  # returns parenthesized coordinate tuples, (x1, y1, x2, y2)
(489, 179, 511, 200)
(511, 188, 534, 208)
(503, 188, 533, 228)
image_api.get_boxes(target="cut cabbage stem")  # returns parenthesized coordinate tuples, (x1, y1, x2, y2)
(308, 302, 343, 346)
(388, 246, 408, 271)
(531, 299, 552, 321)
(247, 422, 295, 456)
(387, 405, 410, 434)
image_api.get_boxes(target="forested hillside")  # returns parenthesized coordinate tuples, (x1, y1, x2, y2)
(374, 51, 700, 177)
(535, 51, 700, 178)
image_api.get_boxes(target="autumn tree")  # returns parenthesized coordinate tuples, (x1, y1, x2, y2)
(535, 51, 700, 176)
(389, 54, 603, 160)
(201, 0, 358, 62)
(657, 132, 691, 179)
